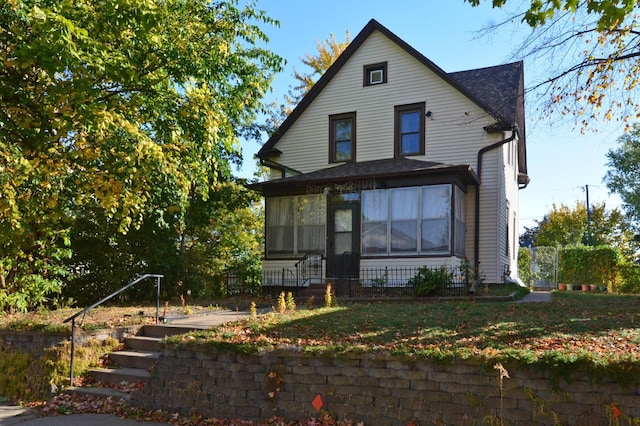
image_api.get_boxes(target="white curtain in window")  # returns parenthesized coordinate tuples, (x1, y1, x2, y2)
(454, 186, 466, 255)
(422, 186, 451, 252)
(297, 195, 326, 253)
(391, 188, 418, 252)
(266, 197, 294, 254)
(422, 185, 450, 218)
(362, 190, 388, 253)
(362, 190, 387, 221)
(268, 197, 294, 226)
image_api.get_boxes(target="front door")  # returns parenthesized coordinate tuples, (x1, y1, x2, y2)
(326, 202, 360, 279)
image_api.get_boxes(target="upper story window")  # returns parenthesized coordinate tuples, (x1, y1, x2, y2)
(363, 62, 387, 86)
(329, 112, 356, 163)
(394, 102, 425, 156)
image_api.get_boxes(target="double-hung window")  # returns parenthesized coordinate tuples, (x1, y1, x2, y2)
(391, 188, 418, 252)
(329, 112, 356, 163)
(394, 103, 425, 156)
(362, 190, 388, 253)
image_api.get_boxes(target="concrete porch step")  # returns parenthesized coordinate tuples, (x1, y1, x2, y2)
(124, 335, 162, 352)
(65, 385, 132, 402)
(88, 367, 151, 385)
(109, 350, 159, 370)
(140, 324, 200, 338)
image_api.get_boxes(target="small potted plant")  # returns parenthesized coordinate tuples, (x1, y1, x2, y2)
(558, 283, 567, 291)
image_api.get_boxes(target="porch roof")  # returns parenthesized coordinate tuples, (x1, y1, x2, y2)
(250, 158, 479, 194)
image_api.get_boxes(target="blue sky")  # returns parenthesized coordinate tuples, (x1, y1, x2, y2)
(238, 0, 625, 234)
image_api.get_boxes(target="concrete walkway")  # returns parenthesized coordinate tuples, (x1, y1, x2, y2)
(515, 290, 552, 303)
(0, 408, 168, 425)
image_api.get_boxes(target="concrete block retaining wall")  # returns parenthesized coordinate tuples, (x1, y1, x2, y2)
(134, 344, 640, 425)
(0, 327, 141, 355)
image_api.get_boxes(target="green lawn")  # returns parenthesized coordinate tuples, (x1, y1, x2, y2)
(175, 291, 640, 381)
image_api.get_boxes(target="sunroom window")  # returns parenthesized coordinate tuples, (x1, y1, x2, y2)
(362, 184, 463, 255)
(266, 195, 326, 257)
(361, 190, 388, 253)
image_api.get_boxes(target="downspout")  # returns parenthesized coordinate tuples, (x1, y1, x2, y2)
(473, 125, 517, 291)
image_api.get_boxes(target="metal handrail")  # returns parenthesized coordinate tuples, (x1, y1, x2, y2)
(63, 273, 163, 387)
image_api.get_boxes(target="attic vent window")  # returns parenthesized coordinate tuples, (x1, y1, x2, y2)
(364, 62, 387, 86)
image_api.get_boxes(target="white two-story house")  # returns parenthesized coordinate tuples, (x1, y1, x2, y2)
(252, 19, 529, 293)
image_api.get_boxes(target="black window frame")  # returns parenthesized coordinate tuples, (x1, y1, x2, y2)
(329, 112, 356, 163)
(363, 62, 387, 86)
(394, 102, 425, 157)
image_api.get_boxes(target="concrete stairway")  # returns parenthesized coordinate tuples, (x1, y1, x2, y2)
(69, 324, 204, 399)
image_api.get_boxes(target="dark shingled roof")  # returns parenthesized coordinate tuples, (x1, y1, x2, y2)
(250, 157, 479, 191)
(450, 62, 523, 126)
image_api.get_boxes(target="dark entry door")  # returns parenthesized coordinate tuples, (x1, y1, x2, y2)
(326, 203, 360, 279)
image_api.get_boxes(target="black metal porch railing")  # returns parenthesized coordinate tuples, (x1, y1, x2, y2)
(261, 253, 324, 296)
(62, 273, 163, 386)
(261, 264, 474, 298)
(332, 266, 470, 298)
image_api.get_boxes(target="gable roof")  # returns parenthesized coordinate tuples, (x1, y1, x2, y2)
(257, 18, 527, 161)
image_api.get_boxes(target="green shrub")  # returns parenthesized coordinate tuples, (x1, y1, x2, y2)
(559, 245, 623, 287)
(618, 263, 640, 293)
(0, 337, 119, 401)
(409, 266, 452, 297)
(518, 248, 533, 287)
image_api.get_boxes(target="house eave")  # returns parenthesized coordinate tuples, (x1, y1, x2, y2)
(249, 160, 479, 196)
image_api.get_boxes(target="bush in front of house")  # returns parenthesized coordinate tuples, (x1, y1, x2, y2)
(409, 266, 452, 297)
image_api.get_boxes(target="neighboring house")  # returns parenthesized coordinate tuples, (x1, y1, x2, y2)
(252, 19, 529, 291)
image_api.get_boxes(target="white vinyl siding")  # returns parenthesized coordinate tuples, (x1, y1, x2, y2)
(273, 31, 495, 174)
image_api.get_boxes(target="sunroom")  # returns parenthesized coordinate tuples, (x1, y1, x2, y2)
(251, 157, 479, 294)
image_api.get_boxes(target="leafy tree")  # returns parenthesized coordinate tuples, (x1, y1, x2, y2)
(66, 180, 263, 305)
(464, 0, 640, 130)
(527, 201, 636, 259)
(287, 31, 351, 107)
(175, 181, 264, 298)
(265, 31, 350, 130)
(604, 123, 640, 223)
(0, 0, 282, 311)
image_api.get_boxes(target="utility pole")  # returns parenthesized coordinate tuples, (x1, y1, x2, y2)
(585, 184, 592, 246)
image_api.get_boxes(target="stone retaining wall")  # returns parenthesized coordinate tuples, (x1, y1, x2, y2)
(0, 326, 141, 355)
(134, 344, 640, 425)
